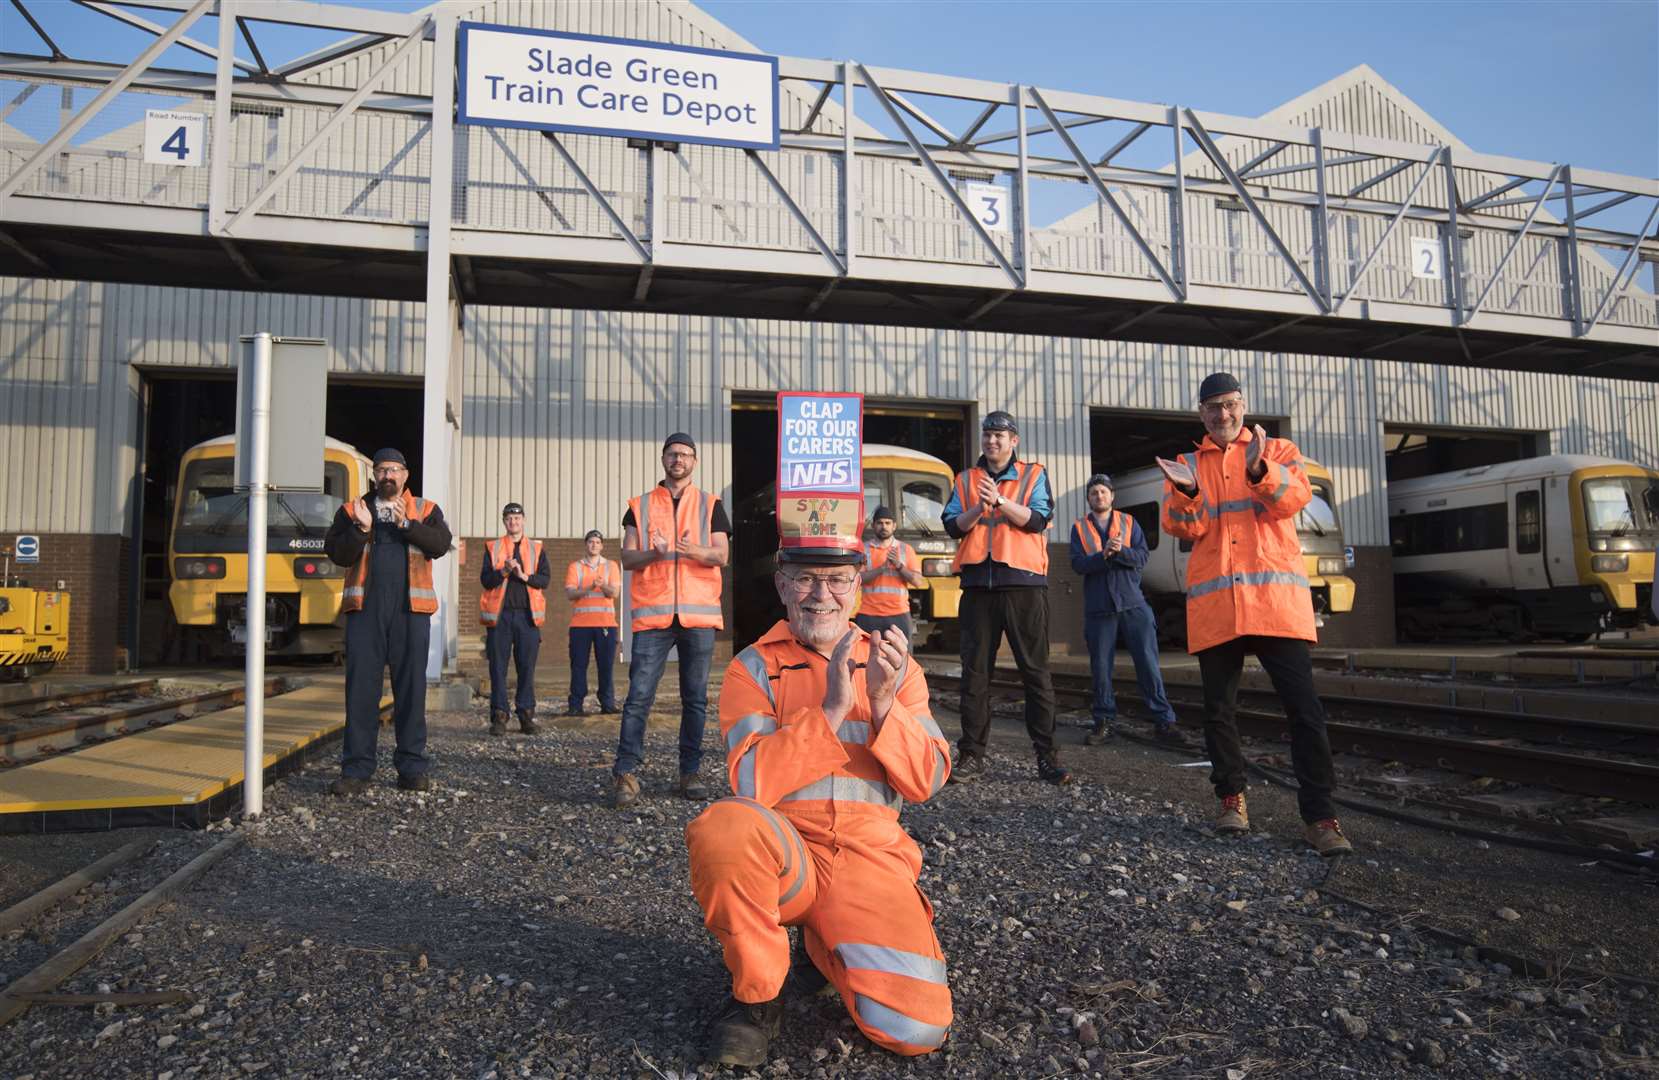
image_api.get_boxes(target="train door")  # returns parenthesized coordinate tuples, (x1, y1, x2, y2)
(1505, 481, 1551, 590)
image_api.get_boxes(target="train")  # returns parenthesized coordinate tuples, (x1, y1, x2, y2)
(1388, 454, 1659, 641)
(1111, 457, 1358, 647)
(733, 444, 963, 650)
(167, 435, 374, 658)
(0, 544, 70, 681)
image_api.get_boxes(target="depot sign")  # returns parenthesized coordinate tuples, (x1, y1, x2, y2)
(459, 24, 779, 150)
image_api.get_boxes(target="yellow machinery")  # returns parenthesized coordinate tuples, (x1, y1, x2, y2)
(167, 435, 372, 657)
(0, 544, 69, 680)
(1300, 458, 1358, 623)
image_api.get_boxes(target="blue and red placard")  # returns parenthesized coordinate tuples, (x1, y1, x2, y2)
(776, 392, 863, 554)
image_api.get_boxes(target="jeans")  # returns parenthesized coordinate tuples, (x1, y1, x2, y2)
(486, 608, 541, 716)
(569, 625, 618, 711)
(1084, 604, 1177, 728)
(1196, 635, 1336, 823)
(614, 624, 715, 778)
(957, 587, 1056, 760)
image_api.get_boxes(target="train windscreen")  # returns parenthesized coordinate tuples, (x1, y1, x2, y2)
(1582, 476, 1659, 549)
(173, 458, 351, 554)
(1296, 479, 1343, 554)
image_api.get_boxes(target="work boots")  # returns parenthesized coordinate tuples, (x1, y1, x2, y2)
(677, 773, 709, 800)
(488, 709, 509, 736)
(516, 709, 539, 735)
(947, 752, 985, 784)
(1084, 720, 1113, 746)
(1305, 818, 1354, 857)
(613, 772, 641, 809)
(329, 776, 369, 797)
(1215, 792, 1249, 834)
(1036, 753, 1073, 786)
(705, 994, 783, 1067)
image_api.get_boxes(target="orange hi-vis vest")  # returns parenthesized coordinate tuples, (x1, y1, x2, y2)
(950, 460, 1050, 576)
(341, 490, 439, 615)
(565, 557, 619, 628)
(861, 539, 918, 617)
(479, 536, 546, 627)
(627, 484, 724, 632)
(1072, 510, 1131, 556)
(1161, 428, 1316, 654)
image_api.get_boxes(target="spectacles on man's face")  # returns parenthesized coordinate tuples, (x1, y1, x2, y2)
(663, 450, 696, 461)
(782, 572, 859, 597)
(374, 465, 406, 477)
(1199, 397, 1245, 417)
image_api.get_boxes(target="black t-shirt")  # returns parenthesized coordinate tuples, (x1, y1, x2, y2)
(622, 492, 732, 535)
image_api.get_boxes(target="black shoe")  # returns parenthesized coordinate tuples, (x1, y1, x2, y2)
(1153, 723, 1193, 749)
(1036, 754, 1073, 786)
(791, 953, 831, 997)
(1084, 722, 1113, 746)
(329, 776, 370, 797)
(706, 995, 782, 1067)
(946, 752, 985, 784)
(489, 710, 508, 736)
(517, 710, 539, 735)
(598, 704, 620, 715)
(396, 773, 432, 792)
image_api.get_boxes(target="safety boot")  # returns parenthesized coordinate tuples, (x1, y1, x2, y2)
(329, 776, 370, 797)
(1215, 792, 1249, 834)
(947, 752, 984, 784)
(705, 994, 782, 1067)
(1305, 818, 1354, 857)
(1153, 722, 1194, 749)
(1084, 719, 1113, 746)
(677, 773, 709, 800)
(1036, 753, 1073, 786)
(396, 773, 431, 793)
(613, 771, 641, 809)
(488, 709, 509, 736)
(516, 709, 539, 735)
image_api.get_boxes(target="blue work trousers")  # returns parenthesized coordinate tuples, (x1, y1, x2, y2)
(1084, 604, 1177, 728)
(341, 600, 430, 779)
(613, 624, 714, 778)
(486, 608, 541, 716)
(569, 625, 618, 711)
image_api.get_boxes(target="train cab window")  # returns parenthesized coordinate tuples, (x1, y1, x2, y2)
(896, 472, 949, 534)
(1122, 502, 1159, 551)
(1515, 489, 1541, 554)
(1298, 480, 1340, 539)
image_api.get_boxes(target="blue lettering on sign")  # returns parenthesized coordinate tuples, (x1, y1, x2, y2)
(161, 126, 189, 161)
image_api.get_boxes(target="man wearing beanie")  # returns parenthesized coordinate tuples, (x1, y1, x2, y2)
(1157, 373, 1353, 856)
(857, 506, 924, 641)
(564, 528, 620, 716)
(323, 447, 452, 795)
(479, 501, 551, 735)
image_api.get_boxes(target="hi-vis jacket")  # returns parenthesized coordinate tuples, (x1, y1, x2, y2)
(626, 484, 724, 632)
(564, 557, 619, 628)
(945, 459, 1051, 578)
(479, 536, 547, 627)
(1161, 428, 1315, 653)
(325, 490, 449, 616)
(861, 539, 920, 617)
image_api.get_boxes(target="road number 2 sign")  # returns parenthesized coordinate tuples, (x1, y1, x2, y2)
(1409, 236, 1442, 280)
(144, 110, 205, 167)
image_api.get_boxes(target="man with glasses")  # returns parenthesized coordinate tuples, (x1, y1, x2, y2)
(323, 447, 452, 795)
(942, 410, 1070, 785)
(613, 433, 730, 808)
(479, 502, 550, 736)
(1156, 372, 1353, 856)
(688, 543, 952, 1066)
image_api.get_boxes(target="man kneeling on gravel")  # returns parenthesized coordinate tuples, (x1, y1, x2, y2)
(685, 543, 953, 1065)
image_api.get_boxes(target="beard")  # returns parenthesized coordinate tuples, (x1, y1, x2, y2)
(377, 479, 401, 499)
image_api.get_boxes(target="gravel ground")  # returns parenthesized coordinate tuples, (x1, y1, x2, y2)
(1, 679, 1655, 1080)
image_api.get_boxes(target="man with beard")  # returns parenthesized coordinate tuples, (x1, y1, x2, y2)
(686, 543, 952, 1066)
(613, 433, 731, 808)
(564, 528, 620, 716)
(323, 447, 453, 794)
(856, 506, 923, 641)
(1156, 372, 1352, 856)
(479, 501, 550, 735)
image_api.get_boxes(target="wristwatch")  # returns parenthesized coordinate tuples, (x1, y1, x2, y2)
(995, 495, 1005, 508)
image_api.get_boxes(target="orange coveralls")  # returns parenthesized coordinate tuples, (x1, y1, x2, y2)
(685, 620, 953, 1055)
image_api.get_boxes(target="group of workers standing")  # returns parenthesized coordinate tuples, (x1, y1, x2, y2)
(320, 371, 1355, 1067)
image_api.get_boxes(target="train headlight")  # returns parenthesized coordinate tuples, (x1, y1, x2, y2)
(1590, 554, 1629, 574)
(293, 557, 343, 579)
(922, 558, 954, 577)
(175, 557, 226, 579)
(1316, 557, 1347, 576)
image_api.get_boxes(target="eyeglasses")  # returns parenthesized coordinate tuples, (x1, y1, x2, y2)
(373, 465, 406, 476)
(1199, 397, 1244, 416)
(663, 451, 696, 461)
(782, 573, 859, 597)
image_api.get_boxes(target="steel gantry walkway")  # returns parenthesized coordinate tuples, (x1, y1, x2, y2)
(0, 0, 1656, 382)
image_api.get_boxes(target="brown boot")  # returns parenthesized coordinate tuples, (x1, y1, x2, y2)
(613, 772, 641, 809)
(488, 709, 508, 736)
(1215, 792, 1249, 834)
(677, 773, 709, 800)
(1305, 818, 1354, 857)
(516, 709, 539, 735)
(706, 995, 782, 1067)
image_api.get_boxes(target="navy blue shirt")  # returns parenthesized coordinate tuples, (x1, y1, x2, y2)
(942, 454, 1053, 589)
(1068, 512, 1150, 616)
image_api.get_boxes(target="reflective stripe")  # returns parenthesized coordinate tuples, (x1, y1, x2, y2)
(343, 587, 364, 600)
(1213, 498, 1255, 516)
(913, 711, 945, 740)
(1259, 462, 1291, 503)
(1187, 570, 1310, 599)
(928, 748, 948, 796)
(480, 611, 499, 625)
(865, 586, 907, 596)
(698, 490, 712, 546)
(1166, 508, 1202, 524)
(779, 775, 900, 810)
(726, 712, 777, 750)
(631, 604, 680, 619)
(734, 747, 759, 798)
(853, 995, 949, 1049)
(409, 588, 437, 600)
(728, 797, 809, 907)
(837, 943, 948, 985)
(735, 645, 776, 708)
(839, 721, 871, 746)
(676, 603, 723, 616)
(636, 493, 651, 543)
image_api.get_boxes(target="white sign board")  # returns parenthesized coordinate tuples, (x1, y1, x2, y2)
(459, 23, 779, 150)
(14, 534, 39, 563)
(961, 181, 1009, 233)
(1409, 236, 1442, 280)
(144, 109, 205, 167)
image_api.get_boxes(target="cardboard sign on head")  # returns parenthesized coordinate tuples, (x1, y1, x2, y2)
(776, 391, 865, 566)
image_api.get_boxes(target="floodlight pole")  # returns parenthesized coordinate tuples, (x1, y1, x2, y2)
(242, 331, 272, 818)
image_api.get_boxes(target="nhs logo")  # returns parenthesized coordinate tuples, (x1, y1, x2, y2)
(786, 458, 852, 489)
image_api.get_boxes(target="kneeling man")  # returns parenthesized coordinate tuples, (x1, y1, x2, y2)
(685, 543, 953, 1065)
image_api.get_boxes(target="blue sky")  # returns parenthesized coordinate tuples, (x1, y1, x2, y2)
(3, 0, 1652, 185)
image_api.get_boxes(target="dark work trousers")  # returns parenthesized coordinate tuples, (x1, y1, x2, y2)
(341, 571, 431, 780)
(568, 625, 618, 711)
(486, 608, 541, 716)
(1196, 635, 1336, 823)
(853, 612, 914, 642)
(957, 586, 1057, 760)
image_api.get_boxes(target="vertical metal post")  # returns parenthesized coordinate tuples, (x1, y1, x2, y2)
(242, 331, 272, 818)
(842, 61, 857, 277)
(1170, 106, 1188, 299)
(1015, 85, 1030, 283)
(208, 0, 235, 232)
(1310, 127, 1331, 310)
(1442, 149, 1466, 322)
(422, 8, 457, 682)
(1561, 166, 1584, 334)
